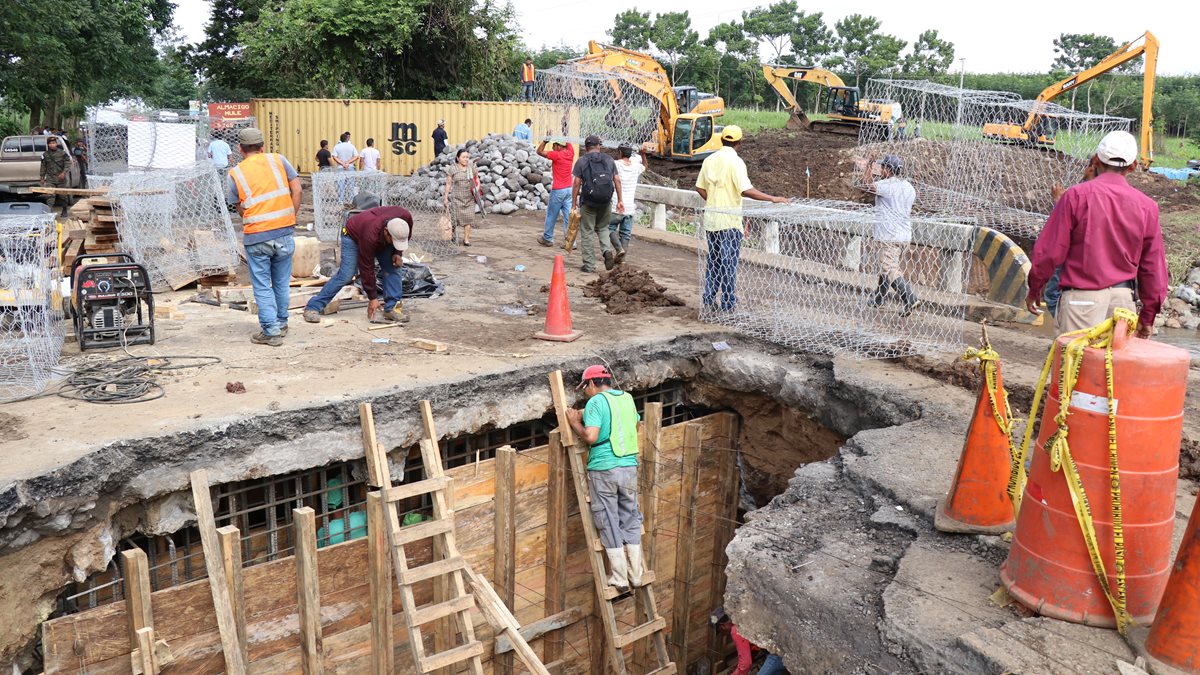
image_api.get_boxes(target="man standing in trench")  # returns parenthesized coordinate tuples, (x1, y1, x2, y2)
(565, 365, 645, 593)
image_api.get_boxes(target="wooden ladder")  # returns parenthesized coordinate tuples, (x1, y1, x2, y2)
(360, 401, 484, 675)
(548, 371, 677, 675)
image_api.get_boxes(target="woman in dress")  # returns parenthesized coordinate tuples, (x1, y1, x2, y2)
(443, 148, 480, 245)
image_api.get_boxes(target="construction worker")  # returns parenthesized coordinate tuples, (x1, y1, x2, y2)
(710, 608, 786, 675)
(512, 118, 533, 144)
(520, 57, 536, 101)
(860, 154, 920, 317)
(609, 142, 649, 262)
(39, 136, 71, 216)
(432, 120, 448, 156)
(565, 365, 644, 593)
(1027, 130, 1167, 336)
(227, 127, 303, 346)
(536, 136, 575, 247)
(694, 125, 788, 312)
(571, 135, 624, 272)
(304, 193, 412, 324)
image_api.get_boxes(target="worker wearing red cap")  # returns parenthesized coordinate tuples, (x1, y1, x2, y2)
(565, 365, 644, 593)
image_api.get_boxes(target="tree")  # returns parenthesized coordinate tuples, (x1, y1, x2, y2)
(1052, 33, 1118, 72)
(827, 14, 906, 87)
(742, 0, 798, 65)
(651, 12, 699, 83)
(704, 21, 757, 103)
(789, 11, 833, 67)
(902, 29, 955, 75)
(185, 0, 269, 101)
(608, 10, 653, 52)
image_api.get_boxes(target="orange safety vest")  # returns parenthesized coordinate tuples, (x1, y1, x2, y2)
(522, 62, 536, 83)
(229, 153, 296, 235)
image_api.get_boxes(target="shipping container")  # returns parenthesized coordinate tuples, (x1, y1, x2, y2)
(252, 99, 543, 175)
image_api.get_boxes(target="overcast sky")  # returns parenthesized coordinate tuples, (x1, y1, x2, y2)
(171, 0, 1196, 76)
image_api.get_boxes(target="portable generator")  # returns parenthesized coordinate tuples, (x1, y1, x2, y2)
(71, 254, 155, 350)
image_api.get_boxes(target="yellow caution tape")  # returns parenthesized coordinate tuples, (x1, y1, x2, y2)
(1015, 307, 1136, 634)
(962, 339, 1018, 495)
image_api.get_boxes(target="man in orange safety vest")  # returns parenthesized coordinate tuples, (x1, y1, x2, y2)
(521, 57, 536, 101)
(227, 127, 304, 347)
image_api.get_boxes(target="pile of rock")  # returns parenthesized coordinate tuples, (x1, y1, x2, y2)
(405, 134, 553, 215)
(1160, 261, 1200, 330)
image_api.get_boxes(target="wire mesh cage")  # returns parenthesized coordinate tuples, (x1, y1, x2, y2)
(382, 175, 462, 260)
(86, 107, 258, 176)
(310, 169, 391, 241)
(109, 163, 239, 290)
(0, 214, 64, 400)
(694, 199, 976, 359)
(529, 65, 663, 148)
(854, 79, 1132, 240)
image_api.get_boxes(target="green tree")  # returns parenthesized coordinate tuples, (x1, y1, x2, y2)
(703, 21, 757, 103)
(185, 0, 268, 102)
(827, 14, 906, 87)
(742, 0, 797, 65)
(608, 10, 653, 52)
(651, 12, 699, 83)
(529, 44, 582, 70)
(1052, 33, 1118, 72)
(789, 11, 833, 66)
(902, 29, 955, 75)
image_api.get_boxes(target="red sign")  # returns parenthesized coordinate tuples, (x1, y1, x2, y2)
(208, 102, 252, 120)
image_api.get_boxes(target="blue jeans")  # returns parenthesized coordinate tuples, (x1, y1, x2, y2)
(1044, 266, 1063, 318)
(522, 82, 534, 100)
(608, 214, 633, 251)
(703, 229, 742, 310)
(305, 234, 402, 313)
(757, 654, 785, 675)
(245, 234, 295, 336)
(542, 187, 572, 242)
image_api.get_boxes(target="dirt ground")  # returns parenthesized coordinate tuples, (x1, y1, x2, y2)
(582, 265, 687, 314)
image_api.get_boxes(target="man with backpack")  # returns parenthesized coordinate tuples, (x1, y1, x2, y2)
(565, 365, 645, 593)
(572, 135, 625, 272)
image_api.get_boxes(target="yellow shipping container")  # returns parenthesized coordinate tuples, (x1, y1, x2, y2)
(252, 99, 541, 175)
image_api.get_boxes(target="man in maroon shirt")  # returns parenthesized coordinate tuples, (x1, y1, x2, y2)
(1025, 130, 1166, 337)
(303, 195, 414, 324)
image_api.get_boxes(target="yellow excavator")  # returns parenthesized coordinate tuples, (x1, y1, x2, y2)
(762, 65, 902, 135)
(983, 31, 1157, 167)
(564, 41, 726, 161)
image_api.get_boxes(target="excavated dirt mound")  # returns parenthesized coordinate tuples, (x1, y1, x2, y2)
(583, 266, 686, 314)
(1127, 171, 1200, 213)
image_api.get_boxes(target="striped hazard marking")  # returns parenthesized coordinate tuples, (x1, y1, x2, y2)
(973, 227, 1030, 307)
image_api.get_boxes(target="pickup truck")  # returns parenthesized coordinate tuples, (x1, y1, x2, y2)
(0, 135, 82, 194)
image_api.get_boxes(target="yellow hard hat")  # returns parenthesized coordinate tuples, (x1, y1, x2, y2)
(720, 125, 743, 142)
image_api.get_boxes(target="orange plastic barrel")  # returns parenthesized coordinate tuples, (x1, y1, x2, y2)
(999, 321, 1189, 627)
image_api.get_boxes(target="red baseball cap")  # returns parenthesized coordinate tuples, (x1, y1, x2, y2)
(577, 365, 612, 388)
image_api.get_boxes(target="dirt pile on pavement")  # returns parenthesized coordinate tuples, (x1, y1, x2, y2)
(583, 266, 685, 314)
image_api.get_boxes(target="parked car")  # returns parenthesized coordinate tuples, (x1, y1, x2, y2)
(0, 135, 83, 194)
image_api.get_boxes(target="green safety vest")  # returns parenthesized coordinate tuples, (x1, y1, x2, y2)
(599, 391, 639, 457)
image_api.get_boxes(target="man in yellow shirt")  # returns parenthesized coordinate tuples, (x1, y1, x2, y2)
(694, 126, 787, 312)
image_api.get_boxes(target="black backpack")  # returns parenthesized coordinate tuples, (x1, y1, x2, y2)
(579, 153, 615, 206)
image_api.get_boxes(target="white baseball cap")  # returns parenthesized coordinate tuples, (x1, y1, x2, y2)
(386, 217, 410, 250)
(1096, 130, 1138, 168)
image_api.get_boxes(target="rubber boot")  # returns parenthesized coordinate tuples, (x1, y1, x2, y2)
(892, 278, 922, 317)
(868, 275, 890, 307)
(604, 548, 630, 593)
(626, 544, 645, 587)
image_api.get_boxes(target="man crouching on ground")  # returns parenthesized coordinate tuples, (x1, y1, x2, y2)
(565, 365, 646, 593)
(303, 193, 413, 324)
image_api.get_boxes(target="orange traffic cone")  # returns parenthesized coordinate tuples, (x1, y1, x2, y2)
(534, 254, 583, 343)
(934, 344, 1016, 534)
(1143, 497, 1200, 672)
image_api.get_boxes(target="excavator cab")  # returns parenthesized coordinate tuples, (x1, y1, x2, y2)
(828, 87, 862, 119)
(669, 114, 721, 161)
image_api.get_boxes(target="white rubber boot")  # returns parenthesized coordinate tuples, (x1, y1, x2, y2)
(626, 544, 645, 587)
(605, 548, 630, 592)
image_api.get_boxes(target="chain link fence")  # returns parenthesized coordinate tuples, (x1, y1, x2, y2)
(854, 79, 1132, 240)
(694, 200, 976, 359)
(109, 163, 239, 290)
(530, 64, 662, 148)
(86, 106, 258, 177)
(0, 213, 64, 400)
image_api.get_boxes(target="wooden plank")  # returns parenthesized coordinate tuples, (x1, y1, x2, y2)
(615, 617, 668, 649)
(397, 556, 466, 585)
(409, 595, 475, 626)
(216, 525, 248, 667)
(413, 339, 448, 352)
(420, 641, 485, 672)
(359, 402, 388, 489)
(547, 371, 575, 446)
(707, 416, 739, 664)
(463, 566, 552, 675)
(135, 627, 158, 675)
(494, 607, 585, 655)
(671, 424, 702, 668)
(634, 402, 662, 673)
(382, 475, 451, 503)
(543, 431, 568, 665)
(418, 400, 454, 675)
(392, 518, 454, 545)
(188, 469, 248, 675)
(494, 445, 516, 675)
(294, 507, 325, 675)
(366, 493, 394, 675)
(121, 548, 153, 664)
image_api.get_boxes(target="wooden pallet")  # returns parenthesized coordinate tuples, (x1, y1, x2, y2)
(548, 371, 676, 675)
(359, 401, 486, 675)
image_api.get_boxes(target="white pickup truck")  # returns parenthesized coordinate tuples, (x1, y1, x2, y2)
(0, 135, 83, 194)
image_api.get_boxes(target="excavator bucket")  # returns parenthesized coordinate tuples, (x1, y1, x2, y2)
(786, 110, 809, 131)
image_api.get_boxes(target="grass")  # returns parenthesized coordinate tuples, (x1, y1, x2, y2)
(1162, 209, 1200, 285)
(720, 109, 792, 134)
(1155, 136, 1200, 169)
